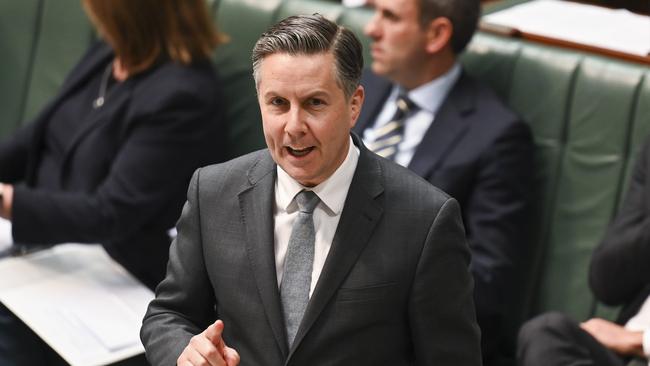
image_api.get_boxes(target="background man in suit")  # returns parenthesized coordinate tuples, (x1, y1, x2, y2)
(141, 14, 481, 366)
(518, 138, 650, 366)
(355, 0, 534, 362)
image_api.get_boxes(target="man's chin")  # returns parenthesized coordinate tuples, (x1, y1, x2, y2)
(370, 62, 389, 77)
(289, 173, 318, 187)
(280, 166, 320, 187)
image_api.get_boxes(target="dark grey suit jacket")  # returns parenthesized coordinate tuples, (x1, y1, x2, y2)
(141, 136, 481, 365)
(354, 69, 534, 359)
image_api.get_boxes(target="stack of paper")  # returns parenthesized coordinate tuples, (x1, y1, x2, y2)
(0, 242, 154, 366)
(482, 0, 650, 57)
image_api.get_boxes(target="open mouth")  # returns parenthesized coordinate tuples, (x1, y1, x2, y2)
(286, 146, 315, 157)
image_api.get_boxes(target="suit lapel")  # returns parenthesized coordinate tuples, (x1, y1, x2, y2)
(238, 153, 290, 357)
(56, 42, 114, 102)
(61, 79, 133, 164)
(26, 43, 113, 183)
(408, 72, 475, 178)
(57, 43, 129, 179)
(288, 136, 384, 359)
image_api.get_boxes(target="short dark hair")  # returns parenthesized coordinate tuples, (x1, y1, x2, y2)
(251, 14, 363, 99)
(418, 0, 480, 54)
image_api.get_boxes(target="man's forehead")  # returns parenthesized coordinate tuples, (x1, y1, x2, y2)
(372, 0, 417, 10)
(258, 52, 338, 85)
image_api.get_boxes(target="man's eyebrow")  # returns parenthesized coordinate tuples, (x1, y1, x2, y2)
(303, 90, 330, 98)
(261, 89, 331, 99)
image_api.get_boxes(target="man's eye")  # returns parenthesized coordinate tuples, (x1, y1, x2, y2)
(270, 98, 286, 106)
(382, 10, 399, 22)
(309, 98, 325, 107)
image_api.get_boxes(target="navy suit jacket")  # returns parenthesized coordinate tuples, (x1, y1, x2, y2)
(354, 69, 534, 359)
(0, 42, 227, 289)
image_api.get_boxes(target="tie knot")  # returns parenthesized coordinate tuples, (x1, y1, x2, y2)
(295, 190, 319, 214)
(396, 94, 417, 114)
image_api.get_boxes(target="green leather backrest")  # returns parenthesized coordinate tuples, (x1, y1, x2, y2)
(621, 71, 650, 196)
(21, 0, 94, 123)
(2, 0, 649, 325)
(464, 32, 649, 320)
(593, 69, 650, 321)
(0, 0, 93, 134)
(540, 58, 646, 319)
(0, 0, 42, 137)
(211, 0, 283, 158)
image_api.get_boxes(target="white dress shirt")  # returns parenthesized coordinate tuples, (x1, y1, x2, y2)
(625, 294, 650, 363)
(362, 62, 461, 167)
(274, 137, 359, 297)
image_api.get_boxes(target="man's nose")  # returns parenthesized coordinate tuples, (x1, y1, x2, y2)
(284, 107, 307, 136)
(364, 13, 380, 38)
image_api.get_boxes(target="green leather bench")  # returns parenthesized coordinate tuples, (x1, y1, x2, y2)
(2, 0, 649, 361)
(463, 30, 650, 319)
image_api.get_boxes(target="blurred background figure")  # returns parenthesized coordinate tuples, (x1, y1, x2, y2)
(0, 0, 227, 364)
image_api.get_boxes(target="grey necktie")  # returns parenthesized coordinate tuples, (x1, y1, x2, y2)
(369, 92, 418, 160)
(280, 190, 320, 346)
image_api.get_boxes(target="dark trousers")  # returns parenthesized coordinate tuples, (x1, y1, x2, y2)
(0, 302, 67, 365)
(517, 312, 626, 366)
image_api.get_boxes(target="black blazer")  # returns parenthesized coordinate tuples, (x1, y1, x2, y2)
(590, 137, 650, 324)
(0, 42, 226, 289)
(141, 136, 481, 366)
(354, 69, 534, 357)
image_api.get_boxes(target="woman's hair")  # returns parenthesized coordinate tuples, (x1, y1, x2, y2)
(82, 0, 225, 74)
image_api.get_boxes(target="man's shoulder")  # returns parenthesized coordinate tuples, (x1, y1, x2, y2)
(197, 149, 273, 185)
(361, 68, 392, 88)
(131, 59, 221, 110)
(454, 72, 520, 125)
(370, 152, 452, 207)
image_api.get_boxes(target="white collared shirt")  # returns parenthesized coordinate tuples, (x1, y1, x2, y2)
(274, 137, 359, 297)
(362, 62, 461, 167)
(625, 294, 650, 363)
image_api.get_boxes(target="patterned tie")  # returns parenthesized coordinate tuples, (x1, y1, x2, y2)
(280, 190, 320, 346)
(369, 92, 418, 160)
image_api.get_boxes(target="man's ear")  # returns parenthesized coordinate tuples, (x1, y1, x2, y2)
(424, 17, 453, 54)
(349, 85, 365, 128)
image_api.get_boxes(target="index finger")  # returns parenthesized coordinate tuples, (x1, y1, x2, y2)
(204, 320, 226, 353)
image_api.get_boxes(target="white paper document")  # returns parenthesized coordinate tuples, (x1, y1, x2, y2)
(482, 0, 650, 57)
(0, 242, 154, 366)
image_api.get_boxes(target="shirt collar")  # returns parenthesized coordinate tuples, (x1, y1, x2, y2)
(392, 62, 462, 115)
(276, 136, 360, 215)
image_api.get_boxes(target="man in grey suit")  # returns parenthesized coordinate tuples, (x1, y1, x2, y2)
(141, 14, 481, 366)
